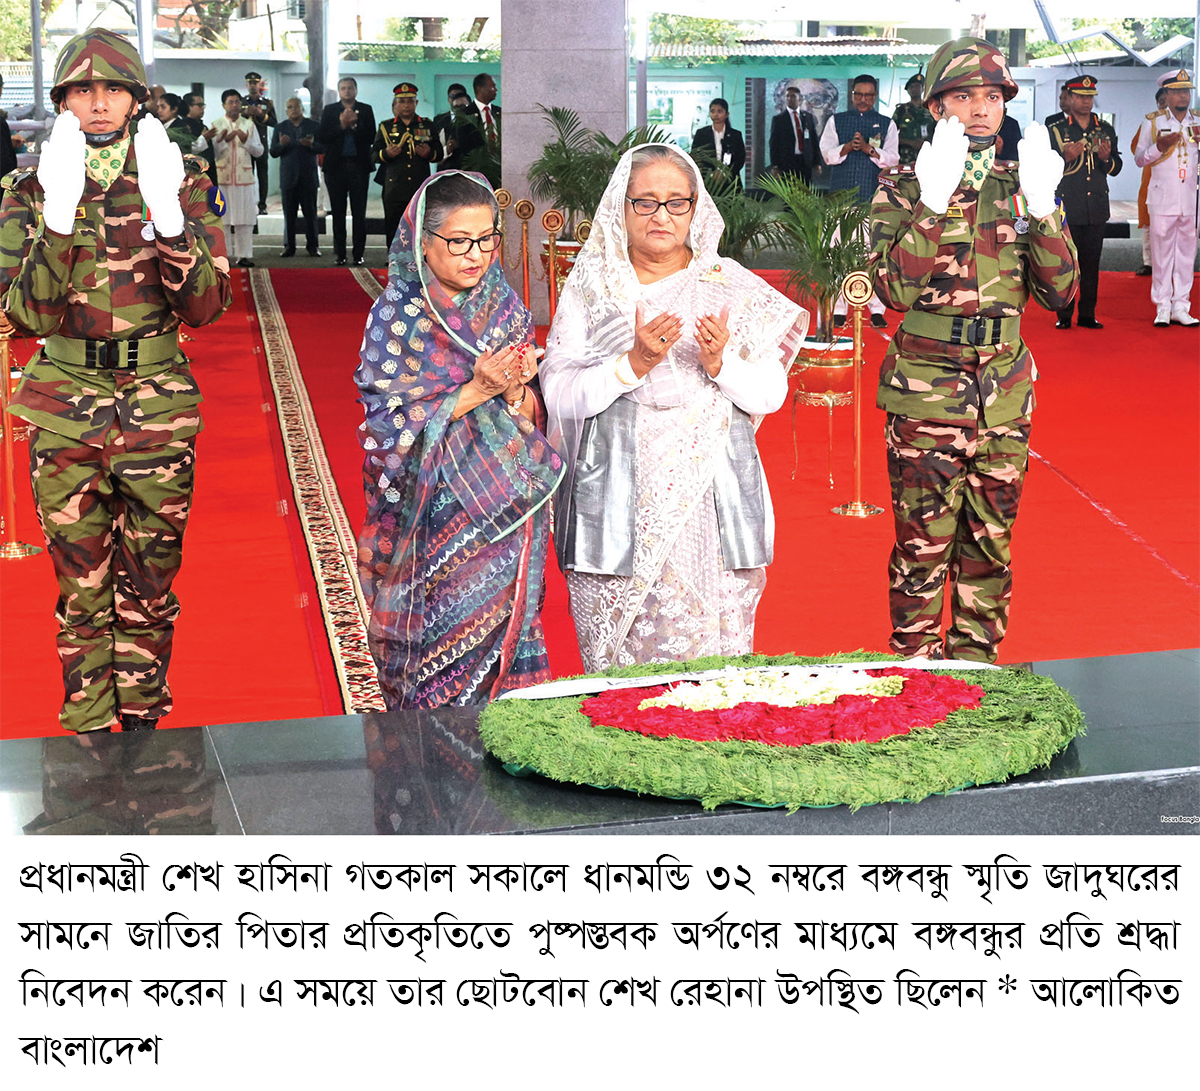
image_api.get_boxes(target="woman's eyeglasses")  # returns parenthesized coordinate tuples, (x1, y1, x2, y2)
(626, 197, 696, 217)
(430, 231, 503, 255)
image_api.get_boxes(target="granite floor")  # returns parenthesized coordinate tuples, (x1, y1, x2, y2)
(2, 650, 1196, 837)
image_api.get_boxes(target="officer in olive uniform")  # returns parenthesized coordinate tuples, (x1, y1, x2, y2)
(1047, 74, 1121, 329)
(870, 37, 1079, 662)
(0, 29, 232, 733)
(893, 73, 935, 165)
(242, 70, 276, 214)
(372, 82, 441, 249)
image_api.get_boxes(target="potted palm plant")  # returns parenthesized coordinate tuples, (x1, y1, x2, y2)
(690, 149, 784, 264)
(757, 173, 871, 345)
(526, 106, 673, 286)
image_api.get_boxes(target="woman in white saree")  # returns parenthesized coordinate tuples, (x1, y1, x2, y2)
(541, 143, 808, 671)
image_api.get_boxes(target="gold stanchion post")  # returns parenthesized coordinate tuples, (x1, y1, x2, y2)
(494, 187, 512, 273)
(513, 199, 535, 311)
(832, 270, 884, 519)
(541, 209, 564, 323)
(0, 324, 42, 558)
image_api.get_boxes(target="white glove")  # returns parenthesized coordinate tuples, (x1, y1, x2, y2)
(914, 115, 969, 216)
(1016, 121, 1064, 220)
(134, 116, 186, 238)
(37, 112, 87, 236)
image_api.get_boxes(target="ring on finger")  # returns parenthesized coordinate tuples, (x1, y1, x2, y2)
(658, 335, 667, 344)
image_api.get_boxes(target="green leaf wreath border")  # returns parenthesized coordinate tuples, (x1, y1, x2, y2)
(477, 653, 1085, 812)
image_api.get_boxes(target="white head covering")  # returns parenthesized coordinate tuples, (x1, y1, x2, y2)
(543, 142, 808, 492)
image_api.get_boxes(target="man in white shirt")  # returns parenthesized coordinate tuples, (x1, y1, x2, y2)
(1133, 68, 1199, 326)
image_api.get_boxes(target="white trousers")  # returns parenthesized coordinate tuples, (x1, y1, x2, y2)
(1148, 212, 1198, 308)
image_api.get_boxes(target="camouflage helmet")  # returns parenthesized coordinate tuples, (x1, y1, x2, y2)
(51, 28, 149, 106)
(924, 36, 1018, 106)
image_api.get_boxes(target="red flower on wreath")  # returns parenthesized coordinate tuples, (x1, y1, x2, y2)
(580, 669, 983, 747)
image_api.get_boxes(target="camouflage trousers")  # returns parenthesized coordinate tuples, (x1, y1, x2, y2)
(25, 730, 215, 835)
(29, 424, 196, 733)
(884, 413, 1031, 663)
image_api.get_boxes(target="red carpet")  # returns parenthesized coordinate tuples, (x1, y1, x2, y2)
(3, 268, 1195, 739)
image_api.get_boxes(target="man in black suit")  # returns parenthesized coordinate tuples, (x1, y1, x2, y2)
(690, 97, 745, 189)
(317, 76, 376, 266)
(769, 84, 822, 185)
(433, 83, 469, 168)
(472, 72, 500, 145)
(272, 96, 323, 257)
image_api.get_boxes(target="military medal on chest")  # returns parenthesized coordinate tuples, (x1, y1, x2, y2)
(1009, 194, 1029, 234)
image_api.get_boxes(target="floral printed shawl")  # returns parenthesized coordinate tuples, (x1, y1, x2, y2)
(355, 171, 563, 705)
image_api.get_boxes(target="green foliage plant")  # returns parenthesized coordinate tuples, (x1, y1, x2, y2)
(690, 147, 784, 264)
(758, 172, 871, 342)
(525, 105, 671, 240)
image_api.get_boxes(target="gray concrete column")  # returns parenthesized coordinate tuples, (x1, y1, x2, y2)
(501, 0, 628, 322)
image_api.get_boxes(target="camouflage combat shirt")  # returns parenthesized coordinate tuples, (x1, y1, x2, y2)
(892, 101, 936, 165)
(870, 160, 1079, 426)
(0, 129, 231, 448)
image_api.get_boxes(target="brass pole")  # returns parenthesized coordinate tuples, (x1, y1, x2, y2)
(832, 270, 883, 519)
(513, 199, 535, 311)
(0, 326, 42, 558)
(541, 209, 565, 324)
(494, 188, 512, 275)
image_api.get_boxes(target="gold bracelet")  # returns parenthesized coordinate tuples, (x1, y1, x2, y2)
(505, 384, 525, 413)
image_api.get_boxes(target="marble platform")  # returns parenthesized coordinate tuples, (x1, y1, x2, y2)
(2, 650, 1196, 837)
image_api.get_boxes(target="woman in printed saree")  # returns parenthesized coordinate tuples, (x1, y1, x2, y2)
(356, 171, 563, 708)
(541, 144, 808, 672)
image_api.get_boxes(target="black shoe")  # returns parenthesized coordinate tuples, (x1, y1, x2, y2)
(1135, 265, 1152, 276)
(334, 256, 347, 266)
(121, 714, 158, 732)
(1055, 317, 1071, 329)
(236, 257, 255, 268)
(833, 313, 847, 327)
(258, 203, 267, 215)
(252, 224, 259, 235)
(1077, 318, 1103, 329)
(279, 248, 295, 258)
(307, 246, 321, 257)
(354, 257, 366, 266)
(869, 313, 887, 329)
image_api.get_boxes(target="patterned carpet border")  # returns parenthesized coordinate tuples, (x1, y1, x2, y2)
(249, 267, 385, 712)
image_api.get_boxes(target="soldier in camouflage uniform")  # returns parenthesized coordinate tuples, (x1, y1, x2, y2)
(870, 37, 1078, 662)
(0, 29, 231, 733)
(893, 73, 935, 166)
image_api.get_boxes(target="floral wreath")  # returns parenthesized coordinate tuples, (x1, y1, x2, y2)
(477, 653, 1084, 811)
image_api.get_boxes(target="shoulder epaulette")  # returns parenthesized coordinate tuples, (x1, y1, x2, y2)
(2, 167, 36, 191)
(994, 159, 1018, 173)
(881, 164, 916, 178)
(1147, 109, 1166, 119)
